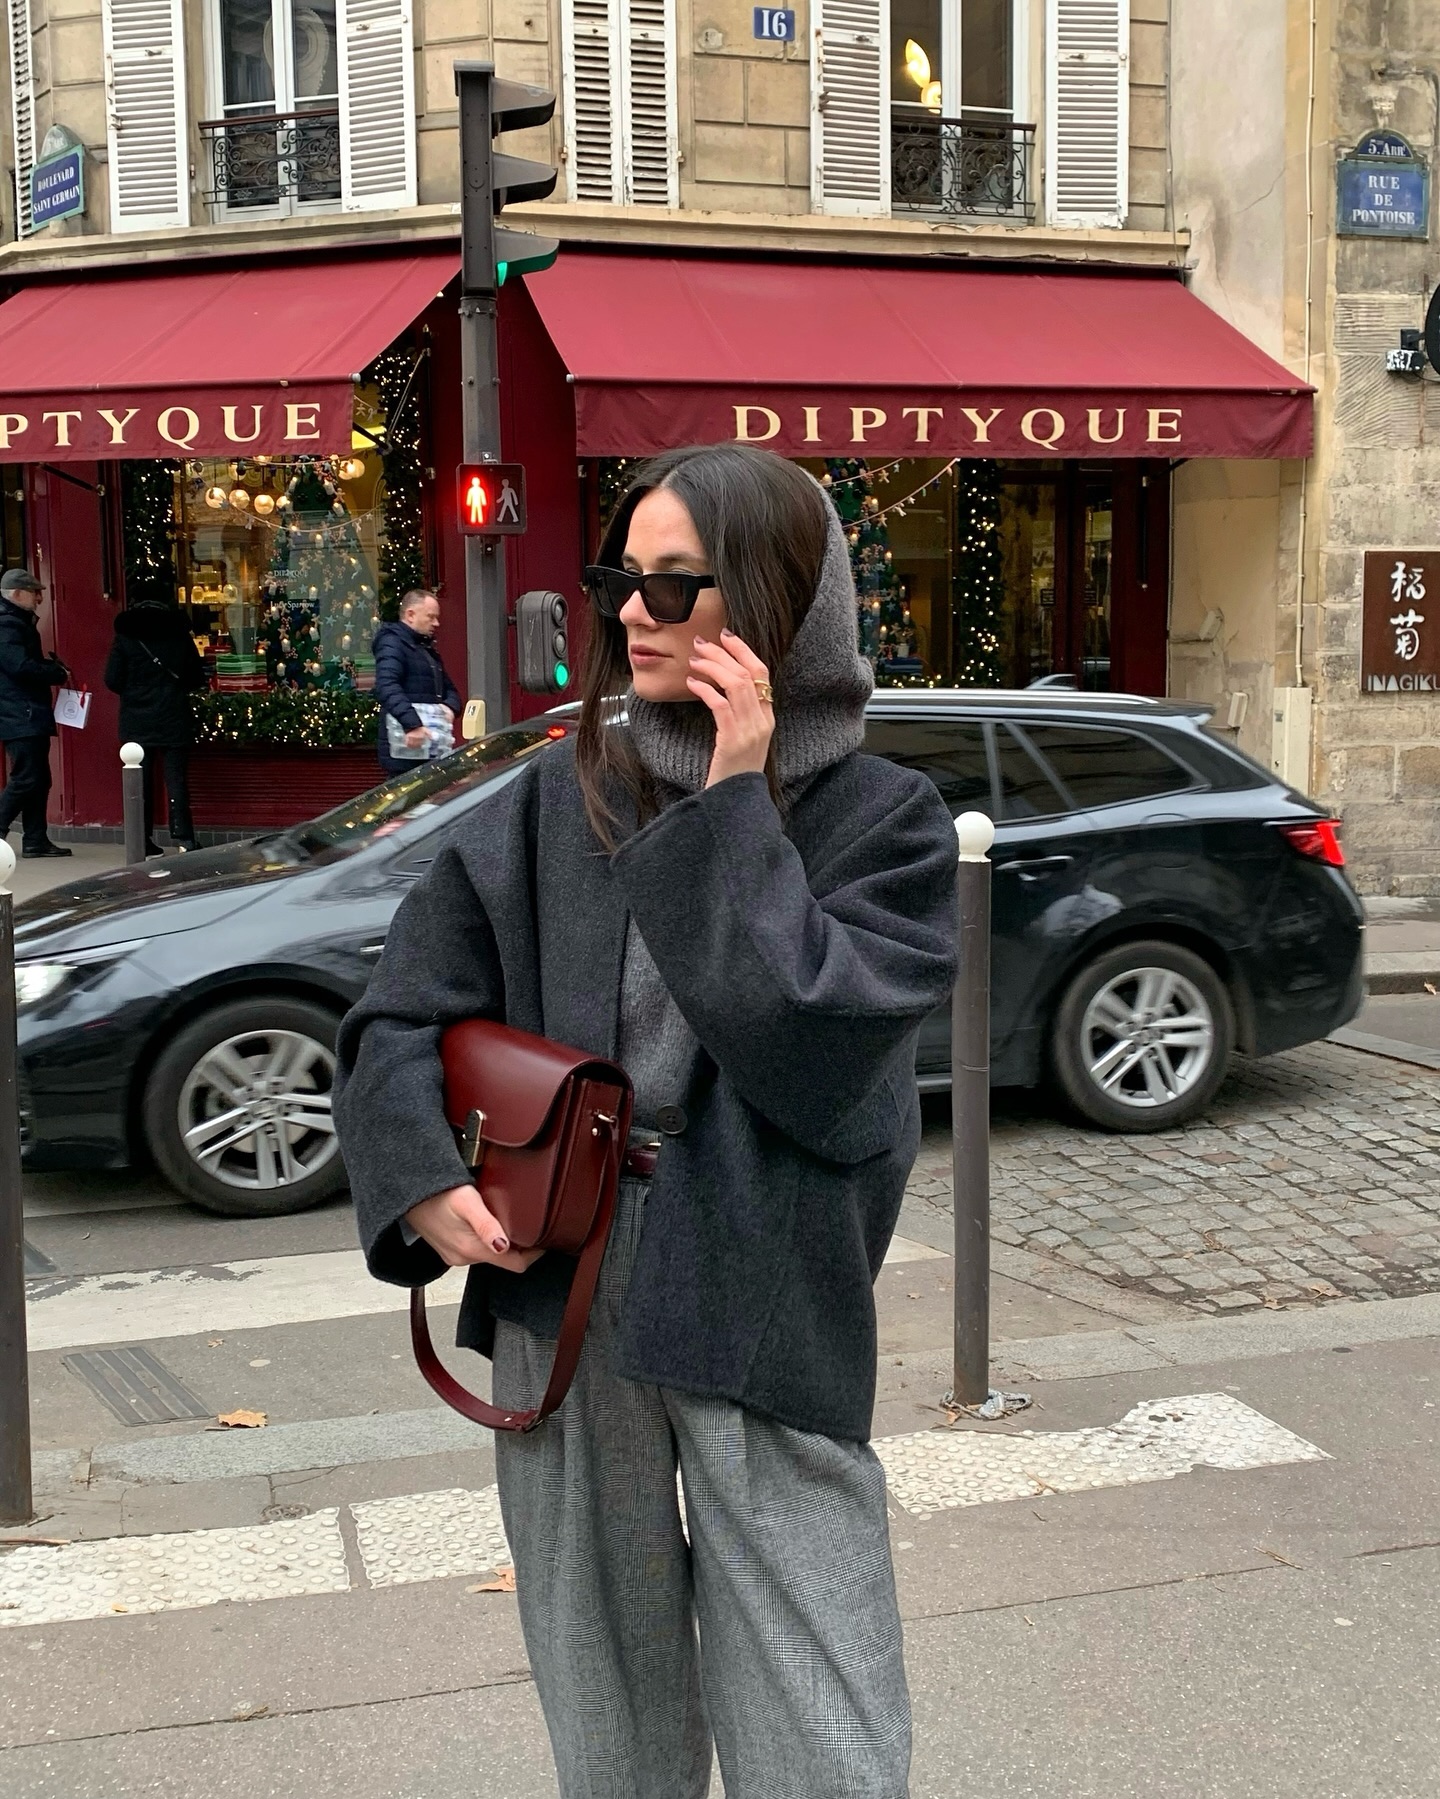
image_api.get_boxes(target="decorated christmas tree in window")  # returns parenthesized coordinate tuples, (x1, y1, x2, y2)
(822, 459, 917, 679)
(952, 460, 1005, 686)
(259, 462, 379, 689)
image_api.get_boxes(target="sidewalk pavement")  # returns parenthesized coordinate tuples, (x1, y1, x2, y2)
(4, 1254, 1439, 1796)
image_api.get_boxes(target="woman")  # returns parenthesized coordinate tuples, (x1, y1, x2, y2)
(335, 445, 958, 1798)
(104, 598, 206, 854)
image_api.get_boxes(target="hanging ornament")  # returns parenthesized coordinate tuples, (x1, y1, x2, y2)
(276, 493, 293, 512)
(204, 486, 228, 510)
(338, 456, 366, 482)
(253, 492, 275, 516)
(228, 487, 251, 510)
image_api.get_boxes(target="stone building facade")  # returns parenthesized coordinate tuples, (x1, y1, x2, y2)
(2, 0, 1431, 892)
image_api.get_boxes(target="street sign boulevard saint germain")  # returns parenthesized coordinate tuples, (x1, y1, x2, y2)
(1362, 551, 1440, 693)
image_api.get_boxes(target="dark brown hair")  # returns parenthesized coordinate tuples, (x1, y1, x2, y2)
(575, 444, 831, 848)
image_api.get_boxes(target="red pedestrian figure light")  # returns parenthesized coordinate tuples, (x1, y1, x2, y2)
(455, 462, 527, 535)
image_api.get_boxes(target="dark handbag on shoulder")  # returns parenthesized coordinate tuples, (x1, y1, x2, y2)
(409, 1019, 633, 1433)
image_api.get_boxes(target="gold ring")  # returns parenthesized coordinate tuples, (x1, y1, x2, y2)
(753, 679, 774, 704)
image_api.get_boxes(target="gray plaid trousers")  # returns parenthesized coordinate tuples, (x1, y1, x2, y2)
(493, 1178, 912, 1799)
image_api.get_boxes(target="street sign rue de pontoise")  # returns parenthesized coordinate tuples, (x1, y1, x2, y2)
(1337, 131, 1430, 240)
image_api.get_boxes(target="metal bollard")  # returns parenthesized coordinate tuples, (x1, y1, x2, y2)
(121, 742, 146, 865)
(951, 810, 995, 1407)
(0, 838, 33, 1524)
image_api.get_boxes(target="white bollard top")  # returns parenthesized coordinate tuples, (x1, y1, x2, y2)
(120, 742, 146, 769)
(0, 838, 13, 895)
(955, 810, 996, 862)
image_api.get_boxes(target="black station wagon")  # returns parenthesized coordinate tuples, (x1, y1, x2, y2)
(12, 691, 1363, 1215)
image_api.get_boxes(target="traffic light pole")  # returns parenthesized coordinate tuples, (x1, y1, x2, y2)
(457, 64, 510, 733)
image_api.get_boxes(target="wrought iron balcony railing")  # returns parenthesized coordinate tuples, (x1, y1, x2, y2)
(891, 111, 1035, 222)
(199, 109, 341, 212)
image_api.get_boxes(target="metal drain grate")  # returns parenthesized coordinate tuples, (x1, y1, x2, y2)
(23, 1240, 56, 1275)
(63, 1347, 211, 1427)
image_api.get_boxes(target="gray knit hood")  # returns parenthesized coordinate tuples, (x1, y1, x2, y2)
(626, 486, 872, 799)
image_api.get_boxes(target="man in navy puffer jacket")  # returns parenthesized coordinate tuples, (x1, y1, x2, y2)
(372, 590, 464, 775)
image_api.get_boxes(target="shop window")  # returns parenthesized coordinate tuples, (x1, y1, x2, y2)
(994, 724, 1067, 820)
(863, 717, 993, 815)
(0, 474, 25, 572)
(202, 0, 415, 217)
(116, 346, 428, 749)
(1021, 725, 1195, 809)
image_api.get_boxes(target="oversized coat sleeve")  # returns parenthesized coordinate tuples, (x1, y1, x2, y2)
(334, 839, 509, 1286)
(610, 765, 958, 1162)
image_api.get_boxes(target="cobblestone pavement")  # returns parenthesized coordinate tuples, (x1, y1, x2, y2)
(906, 1042, 1440, 1314)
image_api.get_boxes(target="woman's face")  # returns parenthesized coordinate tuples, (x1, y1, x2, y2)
(619, 486, 727, 704)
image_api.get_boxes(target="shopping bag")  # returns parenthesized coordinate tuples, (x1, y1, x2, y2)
(54, 688, 91, 729)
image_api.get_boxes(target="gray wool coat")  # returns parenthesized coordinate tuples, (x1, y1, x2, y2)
(334, 739, 958, 1442)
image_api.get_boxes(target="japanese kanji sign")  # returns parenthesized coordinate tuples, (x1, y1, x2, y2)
(1362, 551, 1440, 692)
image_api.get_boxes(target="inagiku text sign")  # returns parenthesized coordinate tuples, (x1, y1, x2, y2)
(1362, 550, 1440, 693)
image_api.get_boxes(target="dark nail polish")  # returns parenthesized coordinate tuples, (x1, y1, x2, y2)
(492, 1236, 509, 1254)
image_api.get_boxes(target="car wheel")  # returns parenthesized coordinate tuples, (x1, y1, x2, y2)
(143, 997, 346, 1216)
(1052, 941, 1234, 1133)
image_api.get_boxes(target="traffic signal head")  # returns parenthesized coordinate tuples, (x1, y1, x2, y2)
(516, 590, 571, 695)
(456, 462, 527, 535)
(456, 62, 560, 293)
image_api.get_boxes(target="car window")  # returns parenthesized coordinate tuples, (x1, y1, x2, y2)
(994, 726, 1068, 820)
(283, 722, 567, 862)
(863, 718, 993, 815)
(1021, 724, 1195, 808)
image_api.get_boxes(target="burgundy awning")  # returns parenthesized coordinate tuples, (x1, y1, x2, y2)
(0, 249, 460, 461)
(525, 254, 1313, 461)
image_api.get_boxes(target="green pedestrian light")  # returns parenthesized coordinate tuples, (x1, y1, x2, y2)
(554, 662, 570, 688)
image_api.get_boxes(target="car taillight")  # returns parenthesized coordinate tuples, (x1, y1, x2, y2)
(1277, 819, 1345, 867)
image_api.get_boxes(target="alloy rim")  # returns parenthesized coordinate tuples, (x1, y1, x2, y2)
(178, 1028, 338, 1190)
(1080, 967, 1215, 1111)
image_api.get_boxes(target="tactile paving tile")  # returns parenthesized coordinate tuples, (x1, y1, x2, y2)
(0, 1511, 348, 1629)
(351, 1485, 510, 1588)
(63, 1346, 211, 1426)
(876, 1392, 1328, 1519)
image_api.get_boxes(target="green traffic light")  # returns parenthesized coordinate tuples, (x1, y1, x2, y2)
(554, 662, 570, 688)
(496, 261, 508, 287)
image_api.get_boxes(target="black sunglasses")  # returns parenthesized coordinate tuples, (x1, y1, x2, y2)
(585, 565, 717, 625)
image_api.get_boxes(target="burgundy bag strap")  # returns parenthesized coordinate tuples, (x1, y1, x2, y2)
(408, 1114, 622, 1432)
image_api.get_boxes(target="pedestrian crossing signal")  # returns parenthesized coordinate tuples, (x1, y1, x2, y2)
(456, 462, 527, 535)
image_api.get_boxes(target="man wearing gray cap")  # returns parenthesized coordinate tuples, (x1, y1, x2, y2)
(0, 567, 72, 857)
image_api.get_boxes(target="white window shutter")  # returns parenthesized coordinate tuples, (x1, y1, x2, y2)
(810, 0, 890, 217)
(562, 0, 623, 202)
(1046, 0, 1129, 227)
(7, 0, 34, 236)
(102, 0, 189, 232)
(620, 0, 677, 206)
(338, 0, 416, 212)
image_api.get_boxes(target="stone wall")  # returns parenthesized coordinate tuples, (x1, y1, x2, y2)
(1310, 0, 1440, 894)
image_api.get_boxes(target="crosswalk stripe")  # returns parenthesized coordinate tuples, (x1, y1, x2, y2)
(0, 1394, 1327, 1630)
(25, 1237, 943, 1354)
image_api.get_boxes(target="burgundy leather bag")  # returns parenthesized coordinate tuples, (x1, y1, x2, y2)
(409, 1019, 633, 1432)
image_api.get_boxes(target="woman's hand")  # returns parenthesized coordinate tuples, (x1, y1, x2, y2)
(687, 629, 776, 789)
(405, 1184, 544, 1272)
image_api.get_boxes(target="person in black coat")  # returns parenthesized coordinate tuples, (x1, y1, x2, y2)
(104, 600, 207, 854)
(0, 567, 71, 858)
(372, 589, 464, 775)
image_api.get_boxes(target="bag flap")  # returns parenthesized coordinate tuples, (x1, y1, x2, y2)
(440, 1018, 628, 1149)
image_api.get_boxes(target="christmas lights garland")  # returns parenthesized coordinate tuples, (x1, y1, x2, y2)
(191, 687, 380, 749)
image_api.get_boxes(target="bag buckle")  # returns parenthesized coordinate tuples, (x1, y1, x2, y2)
(460, 1108, 487, 1170)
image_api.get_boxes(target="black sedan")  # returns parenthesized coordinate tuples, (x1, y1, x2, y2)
(13, 691, 1363, 1215)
